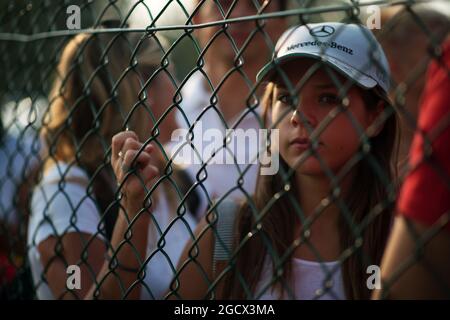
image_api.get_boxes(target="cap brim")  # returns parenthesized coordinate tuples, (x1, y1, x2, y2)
(256, 52, 378, 90)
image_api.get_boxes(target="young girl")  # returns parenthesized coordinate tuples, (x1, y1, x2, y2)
(111, 22, 398, 300)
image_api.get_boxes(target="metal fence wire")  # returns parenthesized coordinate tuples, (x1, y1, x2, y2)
(0, 0, 449, 300)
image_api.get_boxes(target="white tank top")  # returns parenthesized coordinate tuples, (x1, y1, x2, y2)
(254, 257, 346, 300)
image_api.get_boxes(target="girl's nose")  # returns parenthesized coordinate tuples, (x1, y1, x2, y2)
(290, 109, 315, 129)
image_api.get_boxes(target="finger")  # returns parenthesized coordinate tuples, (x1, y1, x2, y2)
(134, 164, 159, 186)
(141, 165, 159, 186)
(123, 149, 152, 172)
(112, 138, 139, 178)
(111, 131, 139, 162)
(120, 150, 159, 186)
(144, 143, 155, 154)
(115, 138, 143, 176)
(122, 138, 143, 154)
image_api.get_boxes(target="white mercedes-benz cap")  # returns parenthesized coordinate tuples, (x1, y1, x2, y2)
(257, 22, 390, 95)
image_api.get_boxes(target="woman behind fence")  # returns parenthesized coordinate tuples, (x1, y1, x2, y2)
(27, 28, 202, 299)
(110, 22, 398, 300)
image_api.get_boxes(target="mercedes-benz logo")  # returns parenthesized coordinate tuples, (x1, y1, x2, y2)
(309, 25, 335, 37)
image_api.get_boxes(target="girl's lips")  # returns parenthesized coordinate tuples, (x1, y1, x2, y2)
(289, 137, 310, 149)
(289, 137, 322, 150)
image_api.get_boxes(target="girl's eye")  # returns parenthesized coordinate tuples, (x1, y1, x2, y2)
(276, 93, 295, 106)
(318, 93, 340, 105)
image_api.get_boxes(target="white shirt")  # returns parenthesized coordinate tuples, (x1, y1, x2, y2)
(27, 162, 198, 300)
(174, 71, 261, 202)
(27, 162, 103, 299)
(255, 257, 346, 300)
(140, 193, 197, 299)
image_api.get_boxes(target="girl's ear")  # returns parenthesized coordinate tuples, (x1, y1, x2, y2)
(367, 100, 385, 138)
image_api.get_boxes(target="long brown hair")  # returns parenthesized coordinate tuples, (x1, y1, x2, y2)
(220, 79, 398, 299)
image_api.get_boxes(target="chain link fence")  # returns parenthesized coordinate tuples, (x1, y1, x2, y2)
(0, 0, 449, 300)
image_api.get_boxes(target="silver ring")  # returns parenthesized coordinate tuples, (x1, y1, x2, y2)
(118, 150, 124, 160)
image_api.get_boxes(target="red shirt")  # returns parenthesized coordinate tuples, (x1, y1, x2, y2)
(397, 40, 450, 231)
(0, 254, 16, 284)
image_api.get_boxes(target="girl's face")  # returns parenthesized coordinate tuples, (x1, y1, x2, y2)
(271, 60, 381, 175)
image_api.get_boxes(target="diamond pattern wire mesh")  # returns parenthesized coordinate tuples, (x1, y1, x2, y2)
(0, 0, 449, 300)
